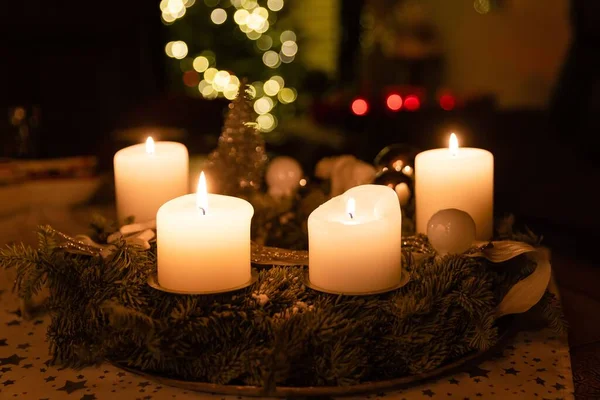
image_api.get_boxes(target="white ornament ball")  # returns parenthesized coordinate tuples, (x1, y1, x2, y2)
(266, 156, 304, 198)
(427, 208, 476, 255)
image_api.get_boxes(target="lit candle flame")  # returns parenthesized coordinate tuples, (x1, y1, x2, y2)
(449, 133, 458, 156)
(196, 171, 208, 215)
(346, 197, 355, 219)
(146, 136, 155, 155)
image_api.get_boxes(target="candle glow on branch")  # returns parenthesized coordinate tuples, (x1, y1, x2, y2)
(449, 133, 459, 157)
(346, 197, 356, 220)
(146, 137, 155, 155)
(197, 171, 209, 215)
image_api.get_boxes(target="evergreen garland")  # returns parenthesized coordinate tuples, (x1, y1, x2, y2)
(0, 219, 565, 392)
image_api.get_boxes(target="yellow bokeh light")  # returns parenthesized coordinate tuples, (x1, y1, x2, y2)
(210, 8, 228, 24)
(281, 40, 298, 57)
(201, 85, 218, 99)
(223, 83, 239, 100)
(165, 42, 175, 57)
(239, 23, 253, 33)
(183, 0, 195, 6)
(167, 0, 185, 15)
(234, 9, 249, 25)
(193, 56, 209, 73)
(242, 0, 258, 10)
(256, 35, 273, 51)
(162, 12, 176, 23)
(267, 0, 284, 12)
(280, 30, 296, 43)
(229, 75, 240, 87)
(262, 51, 280, 68)
(204, 67, 218, 83)
(213, 70, 231, 90)
(279, 52, 294, 64)
(253, 97, 274, 114)
(159, 0, 169, 11)
(256, 113, 276, 132)
(263, 79, 281, 96)
(254, 7, 269, 19)
(230, 0, 242, 8)
(198, 79, 210, 92)
(255, 20, 270, 34)
(246, 13, 266, 31)
(278, 87, 296, 104)
(270, 75, 284, 87)
(473, 0, 491, 14)
(251, 81, 264, 97)
(246, 31, 262, 40)
(170, 41, 188, 59)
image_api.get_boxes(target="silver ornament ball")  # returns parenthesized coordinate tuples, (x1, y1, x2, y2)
(427, 208, 476, 255)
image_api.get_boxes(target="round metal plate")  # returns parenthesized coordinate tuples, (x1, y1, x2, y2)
(112, 316, 516, 398)
(301, 269, 411, 296)
(147, 269, 259, 295)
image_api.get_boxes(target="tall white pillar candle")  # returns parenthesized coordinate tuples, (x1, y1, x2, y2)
(308, 184, 402, 294)
(157, 172, 254, 293)
(415, 133, 494, 240)
(114, 137, 189, 223)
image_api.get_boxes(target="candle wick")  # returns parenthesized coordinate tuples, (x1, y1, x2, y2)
(199, 207, 206, 216)
(349, 212, 354, 219)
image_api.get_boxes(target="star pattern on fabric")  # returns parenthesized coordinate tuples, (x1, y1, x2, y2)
(535, 377, 546, 386)
(0, 354, 26, 366)
(553, 382, 566, 390)
(17, 343, 30, 350)
(6, 319, 21, 326)
(138, 381, 151, 387)
(22, 363, 33, 369)
(0, 367, 11, 373)
(77, 374, 85, 379)
(504, 367, 520, 375)
(449, 378, 460, 385)
(80, 394, 97, 400)
(57, 379, 88, 394)
(422, 389, 435, 397)
(468, 366, 490, 378)
(0, 338, 7, 346)
(45, 376, 56, 382)
(2, 379, 15, 386)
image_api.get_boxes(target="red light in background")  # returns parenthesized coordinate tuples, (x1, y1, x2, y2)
(183, 70, 200, 87)
(439, 94, 456, 111)
(351, 98, 369, 116)
(404, 95, 420, 111)
(386, 94, 403, 111)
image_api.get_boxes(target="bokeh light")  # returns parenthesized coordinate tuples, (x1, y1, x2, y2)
(386, 94, 403, 111)
(257, 35, 273, 50)
(204, 67, 218, 83)
(183, 70, 200, 87)
(439, 94, 456, 111)
(254, 96, 274, 114)
(246, 31, 262, 40)
(351, 98, 369, 116)
(281, 40, 298, 57)
(257, 113, 277, 132)
(213, 70, 231, 90)
(262, 51, 280, 67)
(279, 52, 294, 64)
(267, 0, 284, 12)
(251, 81, 264, 97)
(234, 9, 250, 24)
(473, 0, 491, 14)
(280, 30, 296, 43)
(263, 79, 281, 96)
(210, 8, 228, 24)
(278, 87, 297, 104)
(166, 41, 188, 59)
(404, 95, 420, 111)
(193, 56, 209, 73)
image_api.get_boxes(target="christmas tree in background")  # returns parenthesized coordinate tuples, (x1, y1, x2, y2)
(160, 0, 305, 136)
(204, 82, 268, 196)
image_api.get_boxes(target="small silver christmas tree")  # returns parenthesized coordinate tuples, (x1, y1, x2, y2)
(204, 81, 268, 196)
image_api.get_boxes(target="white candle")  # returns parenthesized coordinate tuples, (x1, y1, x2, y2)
(114, 137, 189, 223)
(308, 184, 402, 293)
(415, 133, 494, 240)
(157, 172, 254, 292)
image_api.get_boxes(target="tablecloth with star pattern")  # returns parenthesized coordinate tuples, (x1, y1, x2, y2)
(0, 207, 576, 400)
